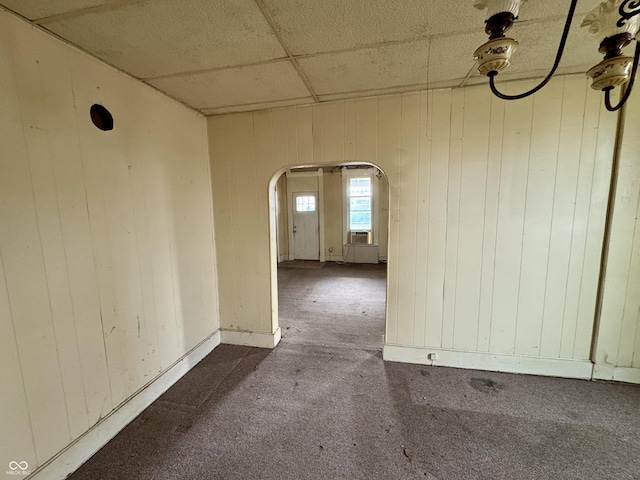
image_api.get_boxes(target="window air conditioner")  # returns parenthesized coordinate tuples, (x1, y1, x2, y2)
(348, 231, 372, 245)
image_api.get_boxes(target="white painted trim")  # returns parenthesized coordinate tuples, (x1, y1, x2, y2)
(278, 253, 288, 263)
(286, 170, 322, 178)
(383, 344, 594, 380)
(372, 170, 379, 246)
(285, 170, 295, 261)
(30, 330, 221, 480)
(342, 167, 349, 246)
(221, 327, 281, 349)
(318, 168, 325, 262)
(592, 364, 640, 384)
(342, 167, 378, 245)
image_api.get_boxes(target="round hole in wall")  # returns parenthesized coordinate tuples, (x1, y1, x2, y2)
(90, 104, 114, 131)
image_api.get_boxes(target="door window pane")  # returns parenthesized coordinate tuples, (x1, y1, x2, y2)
(296, 195, 316, 212)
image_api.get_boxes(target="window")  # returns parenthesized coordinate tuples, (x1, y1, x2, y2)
(296, 195, 316, 212)
(349, 177, 371, 230)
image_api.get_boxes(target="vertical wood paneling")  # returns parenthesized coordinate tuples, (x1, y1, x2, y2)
(477, 93, 505, 352)
(1, 24, 71, 462)
(235, 114, 263, 333)
(287, 108, 299, 165)
(126, 146, 159, 380)
(515, 80, 564, 356)
(142, 147, 180, 371)
(0, 258, 37, 470)
(441, 89, 464, 349)
(397, 93, 420, 346)
(102, 124, 145, 397)
(596, 88, 640, 368)
(271, 109, 290, 167)
(344, 100, 356, 161)
(378, 171, 389, 260)
(558, 92, 602, 359)
(377, 96, 401, 344)
(321, 102, 345, 163)
(1, 10, 219, 470)
(15, 37, 91, 439)
(540, 76, 587, 358)
(574, 98, 616, 360)
(424, 89, 451, 348)
(311, 105, 323, 165)
(210, 118, 238, 332)
(296, 106, 314, 165)
(208, 76, 626, 372)
(490, 81, 535, 354)
(453, 87, 491, 351)
(354, 98, 378, 163)
(254, 111, 276, 333)
(412, 91, 431, 347)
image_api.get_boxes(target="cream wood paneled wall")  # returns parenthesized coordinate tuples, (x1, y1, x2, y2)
(208, 75, 618, 364)
(0, 10, 219, 472)
(594, 87, 640, 380)
(322, 170, 343, 260)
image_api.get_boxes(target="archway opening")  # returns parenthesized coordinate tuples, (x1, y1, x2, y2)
(268, 163, 390, 351)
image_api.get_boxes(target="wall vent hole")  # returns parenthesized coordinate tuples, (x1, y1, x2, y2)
(90, 104, 113, 131)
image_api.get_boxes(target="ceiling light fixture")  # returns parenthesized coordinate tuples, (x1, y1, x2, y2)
(473, 0, 640, 111)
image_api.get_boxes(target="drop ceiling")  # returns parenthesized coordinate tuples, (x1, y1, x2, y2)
(0, 0, 607, 115)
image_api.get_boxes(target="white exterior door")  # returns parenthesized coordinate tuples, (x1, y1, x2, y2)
(293, 192, 319, 260)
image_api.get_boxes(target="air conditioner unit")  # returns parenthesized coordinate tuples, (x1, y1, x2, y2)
(348, 231, 372, 245)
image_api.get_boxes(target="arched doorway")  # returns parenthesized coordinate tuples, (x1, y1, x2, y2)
(267, 163, 390, 350)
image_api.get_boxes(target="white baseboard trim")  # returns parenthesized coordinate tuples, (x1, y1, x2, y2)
(592, 364, 640, 384)
(278, 254, 288, 263)
(383, 344, 593, 380)
(30, 330, 221, 480)
(221, 328, 281, 349)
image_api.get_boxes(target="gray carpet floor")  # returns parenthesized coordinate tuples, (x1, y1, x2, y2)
(68, 263, 640, 480)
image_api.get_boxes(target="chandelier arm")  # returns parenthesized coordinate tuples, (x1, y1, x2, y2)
(487, 0, 579, 101)
(604, 41, 640, 112)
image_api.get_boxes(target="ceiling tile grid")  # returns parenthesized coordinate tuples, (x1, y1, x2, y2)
(43, 0, 287, 78)
(149, 59, 312, 110)
(0, 0, 111, 21)
(0, 0, 614, 115)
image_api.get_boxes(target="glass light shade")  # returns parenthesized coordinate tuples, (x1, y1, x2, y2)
(581, 0, 640, 43)
(473, 0, 523, 19)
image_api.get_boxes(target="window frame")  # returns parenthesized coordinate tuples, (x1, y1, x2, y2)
(342, 167, 379, 245)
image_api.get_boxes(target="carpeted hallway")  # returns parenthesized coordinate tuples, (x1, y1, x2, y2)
(68, 263, 640, 480)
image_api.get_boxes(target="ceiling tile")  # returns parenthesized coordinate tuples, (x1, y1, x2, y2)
(0, 0, 111, 20)
(262, 0, 591, 57)
(264, 0, 434, 56)
(201, 97, 315, 116)
(148, 60, 312, 110)
(428, 31, 487, 85)
(298, 39, 432, 96)
(43, 0, 287, 78)
(264, 0, 480, 56)
(317, 84, 429, 103)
